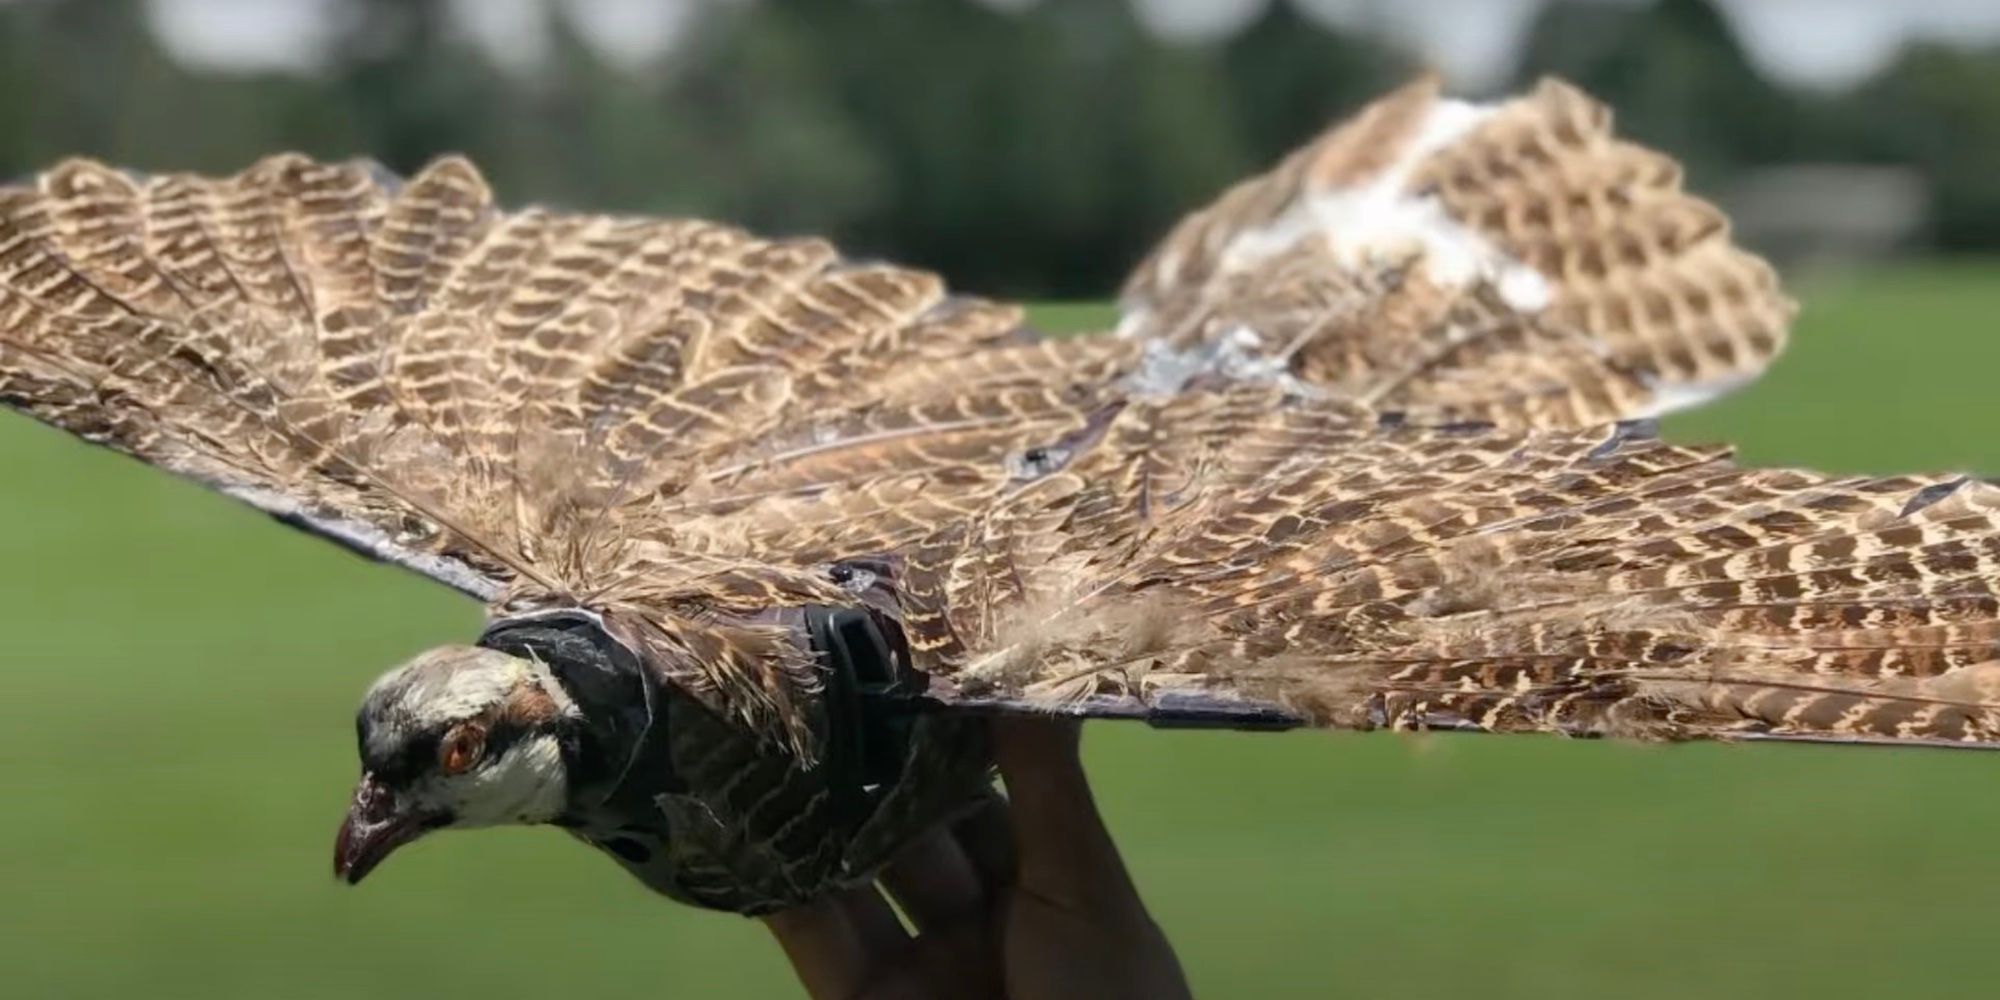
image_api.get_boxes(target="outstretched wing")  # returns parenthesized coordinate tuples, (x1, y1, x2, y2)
(12, 78, 1987, 756)
(0, 156, 1135, 601)
(908, 400, 2000, 749)
(0, 152, 1147, 749)
(1120, 77, 1793, 428)
(904, 78, 2000, 749)
(0, 156, 530, 597)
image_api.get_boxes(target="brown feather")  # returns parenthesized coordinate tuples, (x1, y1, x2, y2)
(4, 77, 1994, 761)
(1120, 76, 1794, 428)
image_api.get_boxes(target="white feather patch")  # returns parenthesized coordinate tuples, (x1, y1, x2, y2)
(1214, 96, 1552, 315)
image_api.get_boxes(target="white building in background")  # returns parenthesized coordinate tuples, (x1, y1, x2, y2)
(1723, 165, 1929, 266)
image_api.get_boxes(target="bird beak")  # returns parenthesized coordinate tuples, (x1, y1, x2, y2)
(334, 773, 433, 885)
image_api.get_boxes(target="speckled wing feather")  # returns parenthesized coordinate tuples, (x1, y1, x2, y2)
(912, 404, 2000, 748)
(1120, 77, 1794, 428)
(908, 77, 2000, 749)
(0, 153, 1136, 751)
(0, 156, 527, 596)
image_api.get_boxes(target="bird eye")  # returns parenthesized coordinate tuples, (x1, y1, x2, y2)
(438, 724, 487, 776)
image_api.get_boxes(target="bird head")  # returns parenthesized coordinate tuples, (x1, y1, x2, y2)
(334, 645, 578, 885)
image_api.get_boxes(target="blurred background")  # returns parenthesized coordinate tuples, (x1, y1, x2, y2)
(7, 1, 2000, 998)
(6, 0, 2000, 294)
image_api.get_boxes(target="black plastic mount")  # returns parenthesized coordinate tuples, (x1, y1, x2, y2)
(803, 605, 921, 807)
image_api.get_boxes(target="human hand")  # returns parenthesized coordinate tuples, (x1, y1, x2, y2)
(765, 716, 1192, 1000)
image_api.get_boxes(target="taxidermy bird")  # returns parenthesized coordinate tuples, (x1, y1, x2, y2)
(3, 77, 1993, 916)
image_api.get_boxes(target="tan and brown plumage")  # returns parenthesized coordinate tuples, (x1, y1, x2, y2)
(934, 79, 1997, 748)
(1122, 77, 1794, 428)
(3, 77, 1997, 915)
(0, 152, 1132, 750)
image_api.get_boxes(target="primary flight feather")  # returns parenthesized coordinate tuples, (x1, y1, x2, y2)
(2, 78, 1992, 916)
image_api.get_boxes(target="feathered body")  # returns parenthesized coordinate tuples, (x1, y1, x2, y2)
(5, 78, 1998, 914)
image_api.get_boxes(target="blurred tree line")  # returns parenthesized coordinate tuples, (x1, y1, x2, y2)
(1, 0, 1997, 297)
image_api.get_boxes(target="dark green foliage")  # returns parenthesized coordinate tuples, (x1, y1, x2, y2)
(1839, 43, 2000, 250)
(0, 0, 1995, 300)
(1512, 0, 1800, 184)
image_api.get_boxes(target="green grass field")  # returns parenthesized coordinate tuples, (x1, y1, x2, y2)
(6, 263, 2000, 999)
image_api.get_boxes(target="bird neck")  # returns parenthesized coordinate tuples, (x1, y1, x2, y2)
(474, 612, 679, 818)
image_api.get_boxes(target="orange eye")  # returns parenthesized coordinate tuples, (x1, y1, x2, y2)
(438, 724, 487, 775)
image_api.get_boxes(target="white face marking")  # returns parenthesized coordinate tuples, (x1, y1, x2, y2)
(362, 646, 579, 828)
(366, 649, 535, 727)
(433, 733, 570, 827)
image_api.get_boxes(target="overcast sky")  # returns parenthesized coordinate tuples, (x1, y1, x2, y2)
(143, 0, 2000, 90)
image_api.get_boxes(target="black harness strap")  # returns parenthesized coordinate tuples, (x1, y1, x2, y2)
(804, 605, 921, 824)
(476, 611, 684, 806)
(479, 606, 924, 829)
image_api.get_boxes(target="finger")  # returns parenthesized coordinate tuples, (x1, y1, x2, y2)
(988, 714, 1137, 910)
(838, 883, 913, 956)
(949, 792, 1017, 894)
(878, 827, 985, 932)
(869, 920, 1006, 1000)
(764, 885, 907, 1000)
(988, 712, 1083, 781)
(764, 895, 867, 1000)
